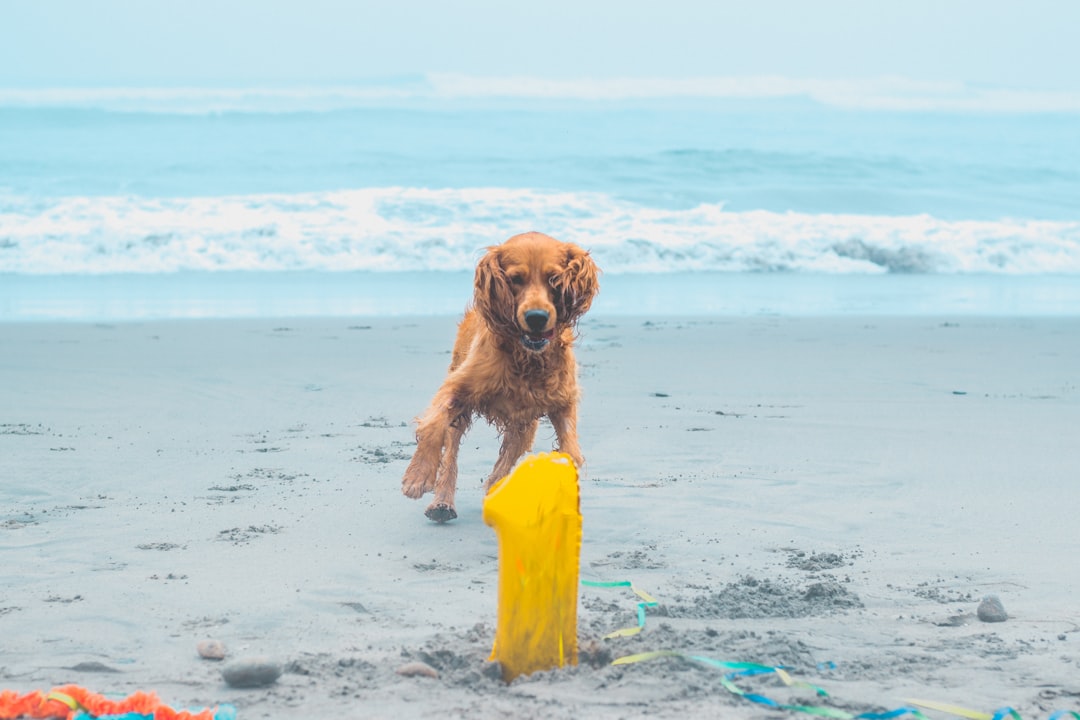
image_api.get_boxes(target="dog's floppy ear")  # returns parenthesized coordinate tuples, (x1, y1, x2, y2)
(552, 243, 600, 325)
(474, 246, 517, 334)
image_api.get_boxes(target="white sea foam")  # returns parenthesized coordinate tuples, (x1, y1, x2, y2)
(3, 75, 1080, 113)
(428, 74, 1080, 113)
(2, 188, 1078, 275)
(0, 85, 422, 114)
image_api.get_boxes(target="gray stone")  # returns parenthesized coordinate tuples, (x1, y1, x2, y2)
(221, 656, 282, 688)
(66, 661, 120, 673)
(977, 594, 1008, 623)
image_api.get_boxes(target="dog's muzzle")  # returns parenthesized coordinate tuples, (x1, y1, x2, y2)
(521, 310, 554, 351)
(521, 328, 555, 351)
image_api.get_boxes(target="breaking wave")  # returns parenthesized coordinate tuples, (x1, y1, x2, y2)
(2, 187, 1078, 275)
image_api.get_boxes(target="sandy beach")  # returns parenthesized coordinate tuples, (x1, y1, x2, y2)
(2, 314, 1079, 719)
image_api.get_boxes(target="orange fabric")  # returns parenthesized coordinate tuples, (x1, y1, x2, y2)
(0, 686, 219, 720)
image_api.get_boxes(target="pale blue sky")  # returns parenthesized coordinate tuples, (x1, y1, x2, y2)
(2, 0, 1077, 92)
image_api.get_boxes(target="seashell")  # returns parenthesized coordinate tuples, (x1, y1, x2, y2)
(395, 661, 439, 679)
(197, 639, 227, 660)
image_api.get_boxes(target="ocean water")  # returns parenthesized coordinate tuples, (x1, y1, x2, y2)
(2, 85, 1079, 318)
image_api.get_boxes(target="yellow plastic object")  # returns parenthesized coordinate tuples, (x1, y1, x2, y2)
(482, 451, 582, 682)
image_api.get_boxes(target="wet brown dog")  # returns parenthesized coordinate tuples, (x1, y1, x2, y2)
(401, 231, 600, 522)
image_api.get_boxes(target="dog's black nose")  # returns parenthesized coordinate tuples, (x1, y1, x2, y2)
(524, 310, 550, 333)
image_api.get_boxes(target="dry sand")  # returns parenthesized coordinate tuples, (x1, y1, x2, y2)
(2, 315, 1079, 718)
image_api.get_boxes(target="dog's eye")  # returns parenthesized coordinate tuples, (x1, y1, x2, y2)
(509, 274, 525, 286)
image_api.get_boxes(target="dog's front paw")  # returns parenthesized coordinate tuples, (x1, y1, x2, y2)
(424, 502, 457, 523)
(401, 463, 435, 499)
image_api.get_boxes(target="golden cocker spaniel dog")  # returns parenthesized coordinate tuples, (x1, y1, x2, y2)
(401, 231, 600, 522)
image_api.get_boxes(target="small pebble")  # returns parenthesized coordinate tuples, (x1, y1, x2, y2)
(221, 656, 282, 688)
(66, 661, 121, 673)
(481, 660, 504, 681)
(395, 661, 439, 679)
(197, 639, 227, 661)
(977, 594, 1008, 623)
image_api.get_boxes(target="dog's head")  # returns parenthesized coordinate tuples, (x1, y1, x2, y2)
(474, 232, 600, 352)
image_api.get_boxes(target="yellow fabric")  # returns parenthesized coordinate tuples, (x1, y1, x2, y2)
(908, 699, 993, 720)
(482, 452, 582, 682)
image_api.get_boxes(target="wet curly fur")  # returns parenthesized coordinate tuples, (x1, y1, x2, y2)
(401, 232, 600, 522)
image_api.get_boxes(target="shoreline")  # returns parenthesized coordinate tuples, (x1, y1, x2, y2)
(4, 272, 1080, 322)
(2, 315, 1079, 718)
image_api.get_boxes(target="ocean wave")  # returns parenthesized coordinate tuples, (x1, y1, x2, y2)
(428, 75, 1080, 114)
(3, 75, 1080, 114)
(1, 188, 1078, 275)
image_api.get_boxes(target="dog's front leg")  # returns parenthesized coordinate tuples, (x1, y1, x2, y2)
(403, 388, 471, 522)
(402, 388, 460, 496)
(549, 405, 585, 469)
(425, 417, 467, 523)
(401, 416, 443, 501)
(483, 418, 538, 493)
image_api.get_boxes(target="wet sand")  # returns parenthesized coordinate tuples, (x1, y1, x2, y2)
(2, 315, 1078, 718)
